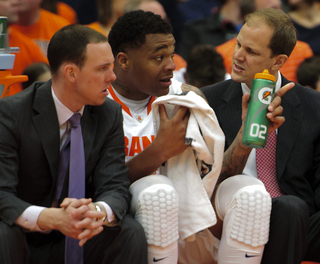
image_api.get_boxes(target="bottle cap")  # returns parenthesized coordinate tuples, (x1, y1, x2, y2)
(254, 69, 276, 82)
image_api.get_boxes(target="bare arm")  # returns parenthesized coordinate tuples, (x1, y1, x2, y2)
(218, 123, 252, 185)
(181, 83, 207, 101)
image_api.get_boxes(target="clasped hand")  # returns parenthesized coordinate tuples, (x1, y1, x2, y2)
(38, 198, 106, 247)
(153, 104, 190, 162)
(59, 198, 106, 246)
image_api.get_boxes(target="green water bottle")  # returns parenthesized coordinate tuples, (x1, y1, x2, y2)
(242, 69, 276, 148)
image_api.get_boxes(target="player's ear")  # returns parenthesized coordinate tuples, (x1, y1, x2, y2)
(116, 52, 129, 71)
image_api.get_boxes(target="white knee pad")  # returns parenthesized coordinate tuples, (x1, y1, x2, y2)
(130, 175, 179, 247)
(215, 175, 271, 247)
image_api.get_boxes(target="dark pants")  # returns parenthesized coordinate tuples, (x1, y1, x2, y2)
(0, 214, 148, 264)
(262, 195, 309, 264)
(305, 210, 320, 262)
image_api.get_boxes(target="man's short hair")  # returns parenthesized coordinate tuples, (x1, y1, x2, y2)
(245, 8, 297, 58)
(185, 44, 225, 87)
(97, 0, 114, 26)
(297, 56, 320, 90)
(108, 10, 172, 56)
(48, 24, 108, 75)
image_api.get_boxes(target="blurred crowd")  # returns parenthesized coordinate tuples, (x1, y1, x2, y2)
(3, 0, 320, 96)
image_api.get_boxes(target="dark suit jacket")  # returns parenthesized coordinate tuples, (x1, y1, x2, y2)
(202, 75, 320, 215)
(0, 80, 130, 227)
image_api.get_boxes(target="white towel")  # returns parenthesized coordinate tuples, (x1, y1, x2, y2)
(152, 91, 225, 241)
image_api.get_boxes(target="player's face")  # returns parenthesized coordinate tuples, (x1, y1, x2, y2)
(126, 33, 176, 99)
(73, 42, 116, 108)
(231, 21, 276, 88)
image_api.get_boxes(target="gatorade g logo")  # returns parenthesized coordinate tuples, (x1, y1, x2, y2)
(258, 87, 273, 105)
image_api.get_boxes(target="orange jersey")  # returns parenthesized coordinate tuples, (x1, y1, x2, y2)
(57, 1, 77, 24)
(6, 27, 49, 96)
(11, 9, 70, 56)
(216, 38, 313, 83)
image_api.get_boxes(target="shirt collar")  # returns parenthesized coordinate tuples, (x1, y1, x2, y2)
(51, 87, 85, 126)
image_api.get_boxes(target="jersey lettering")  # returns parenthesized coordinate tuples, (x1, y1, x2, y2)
(125, 135, 155, 157)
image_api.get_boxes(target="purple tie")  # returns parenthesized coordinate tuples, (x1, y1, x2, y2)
(53, 136, 70, 201)
(65, 113, 86, 264)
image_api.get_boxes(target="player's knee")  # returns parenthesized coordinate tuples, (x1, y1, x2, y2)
(129, 175, 179, 247)
(129, 175, 174, 213)
(215, 175, 266, 220)
(215, 175, 271, 247)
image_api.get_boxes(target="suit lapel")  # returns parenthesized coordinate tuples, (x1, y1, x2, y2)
(32, 81, 60, 181)
(276, 77, 303, 178)
(218, 82, 243, 148)
(81, 105, 98, 164)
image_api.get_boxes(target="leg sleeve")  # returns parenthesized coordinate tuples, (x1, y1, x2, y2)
(215, 175, 272, 264)
(130, 175, 179, 264)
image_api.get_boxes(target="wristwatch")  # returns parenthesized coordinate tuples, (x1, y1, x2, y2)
(95, 203, 106, 222)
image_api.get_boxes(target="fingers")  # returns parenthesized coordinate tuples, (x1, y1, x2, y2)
(241, 92, 250, 121)
(78, 226, 104, 247)
(60, 198, 92, 208)
(267, 102, 283, 119)
(242, 92, 250, 107)
(268, 82, 295, 112)
(274, 82, 295, 97)
(75, 212, 105, 229)
(159, 104, 189, 121)
(242, 92, 250, 112)
(158, 104, 169, 121)
(173, 106, 189, 121)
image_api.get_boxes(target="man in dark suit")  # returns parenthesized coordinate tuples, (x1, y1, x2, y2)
(0, 24, 147, 264)
(202, 8, 320, 264)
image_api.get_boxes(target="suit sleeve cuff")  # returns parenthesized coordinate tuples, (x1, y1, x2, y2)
(97, 201, 118, 226)
(15, 205, 49, 232)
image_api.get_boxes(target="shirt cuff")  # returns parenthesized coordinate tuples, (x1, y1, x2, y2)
(97, 201, 118, 225)
(15, 205, 48, 232)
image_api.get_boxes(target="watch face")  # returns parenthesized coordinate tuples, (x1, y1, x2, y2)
(95, 203, 106, 222)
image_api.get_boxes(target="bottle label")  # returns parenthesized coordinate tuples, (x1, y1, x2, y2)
(242, 81, 275, 148)
(258, 87, 273, 105)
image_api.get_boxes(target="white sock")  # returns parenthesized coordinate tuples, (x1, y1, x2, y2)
(148, 242, 178, 264)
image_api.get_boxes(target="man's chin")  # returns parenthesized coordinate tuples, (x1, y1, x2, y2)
(231, 72, 243, 83)
(156, 87, 170, 97)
